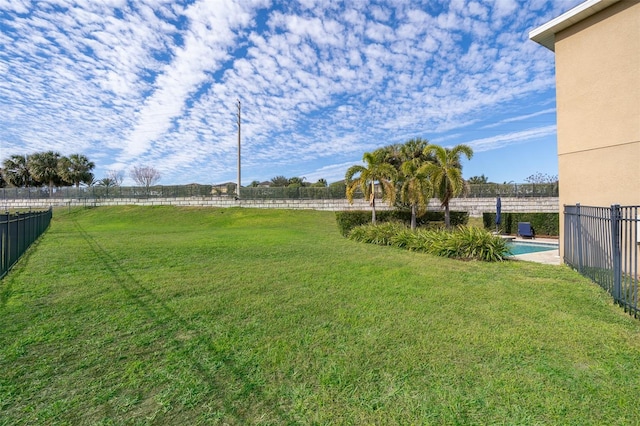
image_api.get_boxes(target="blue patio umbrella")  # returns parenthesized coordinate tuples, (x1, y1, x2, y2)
(495, 196, 502, 232)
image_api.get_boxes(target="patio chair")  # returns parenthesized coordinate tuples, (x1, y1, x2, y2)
(518, 222, 535, 239)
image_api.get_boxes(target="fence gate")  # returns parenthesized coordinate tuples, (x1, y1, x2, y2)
(564, 204, 639, 317)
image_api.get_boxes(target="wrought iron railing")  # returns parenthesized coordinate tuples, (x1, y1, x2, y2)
(564, 204, 639, 317)
(0, 208, 53, 279)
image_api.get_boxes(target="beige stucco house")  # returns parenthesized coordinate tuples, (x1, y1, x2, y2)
(530, 0, 640, 257)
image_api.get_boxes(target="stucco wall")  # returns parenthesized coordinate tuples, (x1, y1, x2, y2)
(554, 1, 640, 258)
(555, 0, 640, 207)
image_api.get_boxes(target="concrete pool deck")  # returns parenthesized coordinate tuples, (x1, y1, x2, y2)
(507, 237, 561, 265)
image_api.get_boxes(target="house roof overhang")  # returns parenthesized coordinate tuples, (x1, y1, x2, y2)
(529, 0, 621, 51)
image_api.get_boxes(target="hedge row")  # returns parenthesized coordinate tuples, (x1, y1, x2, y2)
(482, 212, 559, 237)
(336, 210, 469, 236)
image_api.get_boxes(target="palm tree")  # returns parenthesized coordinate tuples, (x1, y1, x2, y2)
(345, 150, 397, 224)
(288, 176, 306, 187)
(311, 178, 328, 188)
(58, 154, 95, 187)
(420, 144, 473, 228)
(399, 138, 432, 164)
(467, 174, 488, 184)
(106, 170, 124, 187)
(377, 138, 432, 171)
(400, 160, 433, 230)
(2, 154, 32, 187)
(396, 138, 435, 227)
(96, 177, 118, 187)
(270, 175, 289, 187)
(96, 177, 118, 197)
(371, 138, 434, 230)
(27, 151, 61, 196)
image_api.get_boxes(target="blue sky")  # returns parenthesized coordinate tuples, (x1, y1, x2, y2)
(0, 0, 583, 186)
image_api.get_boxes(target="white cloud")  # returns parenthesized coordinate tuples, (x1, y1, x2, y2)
(462, 125, 557, 152)
(0, 0, 31, 14)
(493, 0, 518, 20)
(482, 108, 556, 129)
(0, 0, 584, 185)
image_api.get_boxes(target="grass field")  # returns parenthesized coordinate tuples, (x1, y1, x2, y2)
(1, 206, 640, 425)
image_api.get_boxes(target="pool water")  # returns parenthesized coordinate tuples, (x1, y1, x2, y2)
(507, 241, 558, 255)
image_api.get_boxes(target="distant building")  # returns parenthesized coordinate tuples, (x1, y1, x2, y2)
(212, 182, 237, 195)
(530, 0, 640, 256)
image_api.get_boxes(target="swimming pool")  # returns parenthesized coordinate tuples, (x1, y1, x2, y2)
(507, 241, 559, 255)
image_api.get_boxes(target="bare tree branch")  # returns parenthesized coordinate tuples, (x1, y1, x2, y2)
(107, 170, 124, 186)
(130, 166, 161, 188)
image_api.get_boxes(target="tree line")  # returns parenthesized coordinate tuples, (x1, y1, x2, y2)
(345, 138, 473, 230)
(248, 176, 329, 188)
(466, 172, 558, 185)
(1, 151, 95, 196)
(1, 151, 163, 194)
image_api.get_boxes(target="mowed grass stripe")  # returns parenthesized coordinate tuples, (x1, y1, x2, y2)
(1, 206, 639, 425)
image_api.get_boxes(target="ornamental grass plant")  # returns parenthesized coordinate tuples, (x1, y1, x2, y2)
(348, 222, 510, 262)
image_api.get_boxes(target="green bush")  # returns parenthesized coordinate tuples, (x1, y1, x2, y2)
(347, 223, 509, 262)
(442, 226, 511, 261)
(335, 211, 372, 236)
(390, 209, 468, 227)
(483, 212, 559, 236)
(336, 210, 468, 236)
(348, 222, 406, 246)
(390, 227, 420, 249)
(420, 211, 469, 227)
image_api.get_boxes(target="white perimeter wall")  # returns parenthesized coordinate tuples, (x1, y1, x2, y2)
(2, 197, 559, 218)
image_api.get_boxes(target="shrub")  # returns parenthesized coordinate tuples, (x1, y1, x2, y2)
(390, 227, 420, 249)
(391, 209, 469, 227)
(348, 224, 509, 262)
(420, 211, 469, 227)
(483, 212, 559, 236)
(444, 226, 510, 261)
(336, 210, 468, 236)
(348, 222, 406, 246)
(335, 211, 371, 236)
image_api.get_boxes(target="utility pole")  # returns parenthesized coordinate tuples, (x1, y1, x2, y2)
(236, 99, 241, 200)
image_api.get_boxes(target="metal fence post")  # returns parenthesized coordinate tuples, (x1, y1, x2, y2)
(576, 203, 583, 273)
(0, 213, 8, 278)
(611, 204, 622, 303)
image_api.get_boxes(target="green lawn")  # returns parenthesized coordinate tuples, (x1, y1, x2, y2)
(1, 206, 639, 425)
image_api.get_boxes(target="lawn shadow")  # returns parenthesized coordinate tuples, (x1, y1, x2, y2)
(73, 220, 292, 423)
(0, 236, 46, 307)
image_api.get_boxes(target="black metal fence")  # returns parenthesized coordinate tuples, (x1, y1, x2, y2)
(0, 182, 558, 201)
(564, 204, 639, 317)
(0, 185, 214, 200)
(239, 186, 353, 200)
(0, 208, 52, 279)
(467, 183, 558, 198)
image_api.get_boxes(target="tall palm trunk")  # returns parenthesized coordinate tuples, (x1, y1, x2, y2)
(370, 181, 376, 224)
(444, 203, 450, 229)
(443, 180, 451, 229)
(411, 203, 417, 230)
